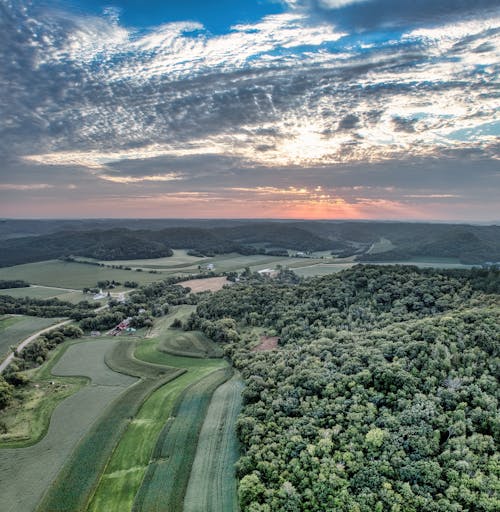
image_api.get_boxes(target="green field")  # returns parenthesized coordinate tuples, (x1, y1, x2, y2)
(0, 339, 137, 512)
(1, 301, 243, 512)
(367, 236, 396, 254)
(293, 263, 355, 277)
(0, 315, 62, 360)
(184, 373, 244, 512)
(132, 367, 233, 512)
(93, 249, 206, 269)
(158, 329, 223, 358)
(88, 349, 227, 512)
(0, 260, 164, 289)
(36, 349, 181, 512)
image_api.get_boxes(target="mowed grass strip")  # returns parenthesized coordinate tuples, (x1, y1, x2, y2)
(87, 360, 227, 512)
(132, 367, 233, 512)
(184, 373, 244, 512)
(36, 340, 183, 512)
(158, 329, 223, 358)
(104, 337, 180, 379)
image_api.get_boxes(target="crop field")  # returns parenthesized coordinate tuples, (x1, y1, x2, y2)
(0, 260, 164, 289)
(0, 315, 62, 360)
(0, 339, 136, 512)
(293, 263, 355, 277)
(88, 353, 227, 512)
(184, 373, 244, 512)
(36, 338, 185, 512)
(1, 303, 242, 512)
(178, 276, 230, 292)
(0, 342, 86, 447)
(132, 367, 233, 512)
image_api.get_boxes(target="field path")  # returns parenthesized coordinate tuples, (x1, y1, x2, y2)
(184, 373, 244, 512)
(0, 339, 137, 512)
(31, 284, 79, 292)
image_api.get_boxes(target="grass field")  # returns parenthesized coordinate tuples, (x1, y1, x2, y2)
(0, 315, 62, 360)
(158, 329, 223, 358)
(293, 263, 355, 277)
(367, 237, 396, 254)
(0, 339, 137, 512)
(132, 367, 233, 512)
(94, 249, 206, 269)
(292, 259, 478, 277)
(0, 260, 164, 289)
(184, 373, 244, 512)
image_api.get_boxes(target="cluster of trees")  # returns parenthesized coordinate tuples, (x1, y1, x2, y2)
(17, 325, 83, 367)
(193, 265, 499, 511)
(78, 277, 198, 332)
(0, 324, 84, 411)
(0, 280, 30, 289)
(0, 295, 98, 318)
(195, 266, 495, 343)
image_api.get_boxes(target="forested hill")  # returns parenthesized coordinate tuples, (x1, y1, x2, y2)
(0, 221, 499, 267)
(190, 265, 500, 511)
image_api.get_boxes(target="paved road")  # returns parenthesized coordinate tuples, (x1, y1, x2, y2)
(0, 319, 72, 373)
(0, 303, 109, 374)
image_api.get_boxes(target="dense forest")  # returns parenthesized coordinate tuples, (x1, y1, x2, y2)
(1, 221, 499, 267)
(189, 266, 499, 511)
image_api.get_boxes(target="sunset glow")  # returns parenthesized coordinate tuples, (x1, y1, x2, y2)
(1, 1, 499, 220)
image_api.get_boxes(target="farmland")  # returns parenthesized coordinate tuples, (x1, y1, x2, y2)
(0, 260, 164, 289)
(0, 339, 137, 512)
(184, 373, 244, 512)
(178, 276, 230, 292)
(0, 299, 240, 512)
(88, 345, 227, 512)
(158, 329, 223, 358)
(132, 367, 233, 512)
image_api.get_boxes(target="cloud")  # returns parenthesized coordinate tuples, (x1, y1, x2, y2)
(296, 0, 500, 31)
(0, 1, 499, 220)
(0, 183, 53, 191)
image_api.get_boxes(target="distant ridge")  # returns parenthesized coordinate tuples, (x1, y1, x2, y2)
(0, 220, 499, 267)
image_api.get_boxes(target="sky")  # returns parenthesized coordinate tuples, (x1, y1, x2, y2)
(0, 0, 499, 220)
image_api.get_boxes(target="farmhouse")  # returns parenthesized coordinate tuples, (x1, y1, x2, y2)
(258, 268, 278, 277)
(93, 289, 107, 300)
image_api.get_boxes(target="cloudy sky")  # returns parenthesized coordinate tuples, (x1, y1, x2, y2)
(0, 0, 498, 220)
